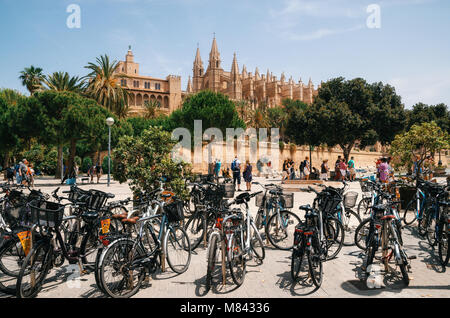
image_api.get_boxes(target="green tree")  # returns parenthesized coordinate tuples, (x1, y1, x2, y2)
(113, 126, 191, 198)
(167, 90, 245, 136)
(406, 103, 450, 134)
(44, 71, 85, 93)
(84, 55, 130, 119)
(390, 121, 450, 171)
(19, 65, 45, 94)
(287, 77, 406, 162)
(143, 99, 161, 119)
(0, 95, 20, 167)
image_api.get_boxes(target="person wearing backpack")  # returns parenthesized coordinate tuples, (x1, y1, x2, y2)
(299, 160, 306, 180)
(231, 156, 241, 191)
(6, 165, 14, 184)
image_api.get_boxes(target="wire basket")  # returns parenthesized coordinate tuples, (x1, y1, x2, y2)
(86, 190, 110, 211)
(164, 199, 185, 223)
(255, 193, 267, 208)
(280, 192, 294, 209)
(344, 192, 358, 209)
(68, 186, 89, 203)
(29, 200, 65, 228)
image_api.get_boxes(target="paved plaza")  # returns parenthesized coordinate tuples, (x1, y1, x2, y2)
(0, 176, 449, 298)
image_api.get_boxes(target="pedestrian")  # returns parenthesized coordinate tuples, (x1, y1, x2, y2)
(214, 159, 221, 179)
(28, 163, 35, 188)
(243, 160, 253, 191)
(303, 157, 310, 180)
(231, 156, 241, 191)
(378, 158, 390, 183)
(267, 161, 272, 177)
(95, 162, 102, 184)
(289, 159, 295, 180)
(335, 156, 342, 180)
(339, 159, 347, 181)
(14, 161, 21, 185)
(282, 159, 289, 180)
(20, 159, 29, 186)
(320, 159, 329, 181)
(88, 164, 95, 183)
(348, 156, 356, 181)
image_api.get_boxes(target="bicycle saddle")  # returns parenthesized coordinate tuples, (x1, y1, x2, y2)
(81, 211, 99, 221)
(121, 216, 140, 224)
(235, 192, 250, 204)
(299, 204, 312, 211)
(111, 212, 128, 219)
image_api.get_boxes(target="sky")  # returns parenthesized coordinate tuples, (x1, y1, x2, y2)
(0, 0, 449, 108)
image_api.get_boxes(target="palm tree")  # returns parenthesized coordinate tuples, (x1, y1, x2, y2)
(19, 65, 45, 95)
(246, 108, 269, 128)
(144, 99, 161, 119)
(84, 55, 130, 119)
(44, 71, 85, 92)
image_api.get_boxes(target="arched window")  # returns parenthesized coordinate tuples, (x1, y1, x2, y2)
(164, 96, 169, 108)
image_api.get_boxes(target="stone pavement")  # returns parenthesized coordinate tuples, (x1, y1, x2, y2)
(0, 176, 449, 298)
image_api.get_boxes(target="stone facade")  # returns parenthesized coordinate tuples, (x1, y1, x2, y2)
(187, 37, 319, 108)
(115, 47, 183, 116)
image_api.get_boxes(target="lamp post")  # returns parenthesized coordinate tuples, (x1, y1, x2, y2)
(106, 117, 115, 187)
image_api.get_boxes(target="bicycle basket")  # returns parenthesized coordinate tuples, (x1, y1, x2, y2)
(220, 183, 235, 199)
(29, 200, 65, 228)
(280, 192, 294, 209)
(68, 186, 89, 203)
(344, 191, 358, 209)
(164, 199, 184, 223)
(86, 189, 110, 211)
(255, 193, 266, 208)
(360, 181, 373, 193)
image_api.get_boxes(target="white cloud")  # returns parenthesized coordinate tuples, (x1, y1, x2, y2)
(389, 74, 450, 108)
(285, 24, 365, 41)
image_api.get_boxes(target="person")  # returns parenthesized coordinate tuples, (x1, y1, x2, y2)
(339, 159, 347, 181)
(20, 159, 29, 186)
(95, 162, 102, 184)
(282, 159, 289, 180)
(14, 162, 21, 185)
(267, 161, 272, 177)
(424, 155, 435, 180)
(256, 159, 262, 177)
(335, 156, 342, 180)
(214, 159, 221, 178)
(231, 156, 241, 191)
(289, 159, 295, 180)
(320, 159, 329, 181)
(303, 157, 310, 180)
(6, 165, 15, 185)
(28, 163, 35, 188)
(243, 160, 253, 191)
(348, 157, 356, 181)
(411, 155, 422, 177)
(88, 164, 95, 183)
(378, 158, 390, 183)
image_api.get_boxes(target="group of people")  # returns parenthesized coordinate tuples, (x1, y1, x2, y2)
(333, 156, 357, 181)
(4, 159, 35, 187)
(229, 156, 253, 192)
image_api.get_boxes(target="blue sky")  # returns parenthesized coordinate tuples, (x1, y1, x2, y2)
(0, 0, 449, 108)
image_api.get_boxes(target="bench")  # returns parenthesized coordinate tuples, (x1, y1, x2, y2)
(81, 177, 90, 184)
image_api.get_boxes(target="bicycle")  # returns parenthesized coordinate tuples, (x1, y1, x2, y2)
(96, 194, 191, 298)
(437, 201, 450, 266)
(253, 182, 300, 250)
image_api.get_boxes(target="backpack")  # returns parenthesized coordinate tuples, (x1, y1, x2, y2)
(299, 160, 306, 171)
(6, 168, 14, 178)
(231, 159, 239, 171)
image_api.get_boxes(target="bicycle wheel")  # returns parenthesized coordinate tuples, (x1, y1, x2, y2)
(227, 233, 246, 286)
(164, 225, 191, 274)
(342, 209, 362, 246)
(323, 217, 344, 260)
(0, 238, 25, 295)
(354, 218, 371, 250)
(99, 239, 146, 298)
(16, 240, 53, 298)
(290, 244, 305, 282)
(80, 226, 102, 267)
(402, 200, 417, 226)
(184, 212, 205, 251)
(206, 233, 219, 292)
(357, 197, 371, 216)
(307, 248, 323, 288)
(438, 222, 449, 266)
(250, 222, 265, 262)
(399, 263, 409, 286)
(266, 210, 301, 250)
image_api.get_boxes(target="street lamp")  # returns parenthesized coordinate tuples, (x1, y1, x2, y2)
(106, 117, 115, 187)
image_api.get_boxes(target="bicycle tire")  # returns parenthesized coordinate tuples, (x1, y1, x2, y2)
(94, 247, 106, 294)
(438, 223, 449, 266)
(357, 197, 371, 216)
(418, 210, 430, 237)
(0, 238, 25, 295)
(307, 248, 323, 288)
(16, 239, 53, 298)
(399, 263, 410, 286)
(99, 238, 146, 298)
(205, 233, 219, 292)
(290, 244, 305, 282)
(402, 199, 417, 226)
(425, 212, 438, 247)
(80, 226, 102, 266)
(227, 234, 246, 286)
(324, 217, 344, 260)
(266, 210, 301, 250)
(164, 225, 191, 274)
(184, 212, 205, 251)
(342, 209, 362, 246)
(354, 218, 371, 250)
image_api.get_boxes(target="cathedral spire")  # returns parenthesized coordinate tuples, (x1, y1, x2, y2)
(255, 67, 260, 80)
(266, 69, 270, 82)
(242, 65, 248, 78)
(231, 53, 239, 75)
(308, 77, 313, 87)
(209, 36, 221, 69)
